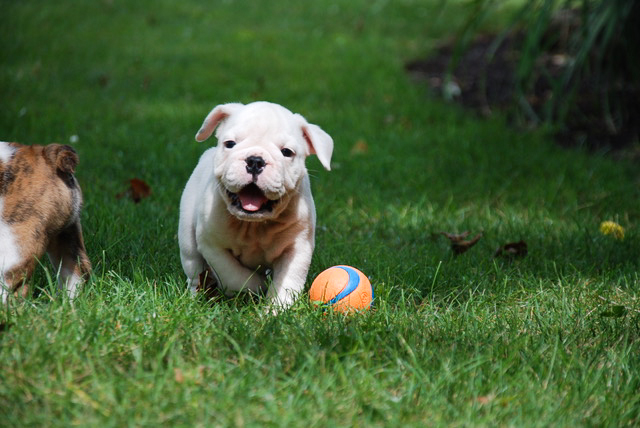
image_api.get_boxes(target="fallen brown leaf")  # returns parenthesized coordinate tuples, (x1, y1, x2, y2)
(116, 178, 152, 203)
(440, 231, 483, 255)
(174, 368, 184, 383)
(494, 240, 528, 258)
(97, 73, 110, 88)
(440, 231, 471, 241)
(474, 394, 495, 405)
(350, 139, 369, 155)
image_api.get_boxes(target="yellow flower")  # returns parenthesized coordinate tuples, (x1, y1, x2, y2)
(599, 221, 625, 240)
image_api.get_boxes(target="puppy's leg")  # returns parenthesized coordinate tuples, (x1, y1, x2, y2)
(200, 246, 264, 295)
(1, 227, 51, 302)
(197, 264, 226, 300)
(46, 222, 91, 299)
(2, 258, 37, 303)
(181, 251, 206, 294)
(178, 217, 207, 294)
(268, 241, 314, 309)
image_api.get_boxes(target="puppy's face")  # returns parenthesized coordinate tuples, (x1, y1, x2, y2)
(195, 102, 333, 221)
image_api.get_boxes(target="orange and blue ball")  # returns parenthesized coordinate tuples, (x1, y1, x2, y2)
(309, 265, 374, 313)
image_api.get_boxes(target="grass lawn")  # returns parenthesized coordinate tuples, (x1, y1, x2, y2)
(1, 1, 639, 426)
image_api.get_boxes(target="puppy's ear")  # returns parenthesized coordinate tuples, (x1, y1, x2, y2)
(45, 144, 78, 174)
(195, 103, 244, 142)
(298, 118, 333, 171)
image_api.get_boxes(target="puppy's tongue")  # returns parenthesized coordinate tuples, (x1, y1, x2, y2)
(238, 185, 268, 212)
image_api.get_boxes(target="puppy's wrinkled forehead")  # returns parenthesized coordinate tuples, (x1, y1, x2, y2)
(218, 104, 299, 141)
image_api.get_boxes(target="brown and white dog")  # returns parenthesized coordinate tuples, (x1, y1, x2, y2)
(0, 141, 91, 303)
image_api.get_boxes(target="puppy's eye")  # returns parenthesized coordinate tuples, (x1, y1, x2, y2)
(223, 140, 236, 149)
(281, 148, 295, 158)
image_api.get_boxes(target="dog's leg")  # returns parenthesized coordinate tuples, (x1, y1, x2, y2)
(181, 253, 206, 294)
(199, 246, 264, 295)
(178, 218, 207, 294)
(197, 264, 226, 300)
(179, 237, 208, 294)
(268, 241, 314, 309)
(46, 222, 91, 299)
(2, 258, 37, 303)
(1, 225, 50, 302)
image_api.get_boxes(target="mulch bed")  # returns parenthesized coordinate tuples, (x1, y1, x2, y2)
(405, 28, 640, 158)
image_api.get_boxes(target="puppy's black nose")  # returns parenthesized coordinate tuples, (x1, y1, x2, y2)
(245, 156, 266, 176)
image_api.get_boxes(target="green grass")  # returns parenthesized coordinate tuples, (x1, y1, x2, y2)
(1, 0, 639, 426)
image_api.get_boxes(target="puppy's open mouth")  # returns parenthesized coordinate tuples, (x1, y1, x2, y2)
(227, 183, 279, 214)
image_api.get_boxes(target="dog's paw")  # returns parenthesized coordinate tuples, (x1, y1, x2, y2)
(196, 269, 225, 302)
(262, 303, 284, 316)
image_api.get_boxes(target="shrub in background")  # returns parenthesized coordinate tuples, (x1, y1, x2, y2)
(451, 0, 640, 149)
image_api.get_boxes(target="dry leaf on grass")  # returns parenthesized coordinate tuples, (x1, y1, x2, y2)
(440, 231, 483, 255)
(494, 240, 528, 258)
(116, 178, 152, 203)
(174, 368, 184, 383)
(599, 221, 625, 240)
(350, 139, 369, 155)
(474, 394, 495, 405)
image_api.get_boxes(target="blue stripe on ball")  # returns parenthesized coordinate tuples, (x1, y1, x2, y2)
(327, 266, 359, 305)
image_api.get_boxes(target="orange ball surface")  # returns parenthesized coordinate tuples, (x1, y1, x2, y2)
(309, 265, 373, 313)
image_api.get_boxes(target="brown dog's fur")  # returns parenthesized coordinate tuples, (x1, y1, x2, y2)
(0, 142, 91, 300)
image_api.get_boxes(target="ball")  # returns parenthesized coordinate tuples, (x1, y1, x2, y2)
(309, 265, 374, 313)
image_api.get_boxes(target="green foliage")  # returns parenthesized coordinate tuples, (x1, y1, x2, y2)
(453, 0, 640, 133)
(1, 0, 639, 426)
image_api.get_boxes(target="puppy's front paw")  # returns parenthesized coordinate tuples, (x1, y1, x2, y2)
(195, 269, 225, 301)
(262, 301, 286, 316)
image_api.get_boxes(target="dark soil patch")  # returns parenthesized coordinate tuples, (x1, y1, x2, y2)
(405, 29, 640, 158)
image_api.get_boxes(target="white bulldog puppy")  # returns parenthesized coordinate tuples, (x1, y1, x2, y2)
(179, 102, 333, 309)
